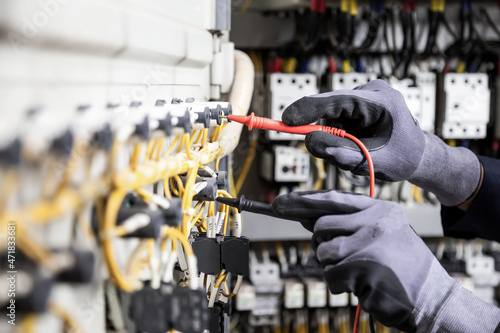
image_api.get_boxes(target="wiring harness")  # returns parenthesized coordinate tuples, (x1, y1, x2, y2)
(0, 100, 249, 332)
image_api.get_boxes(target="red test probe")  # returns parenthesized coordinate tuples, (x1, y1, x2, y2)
(227, 112, 375, 198)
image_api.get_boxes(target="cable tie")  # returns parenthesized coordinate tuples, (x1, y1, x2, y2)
(183, 207, 196, 217)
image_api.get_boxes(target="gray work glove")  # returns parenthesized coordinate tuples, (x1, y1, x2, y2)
(282, 79, 481, 206)
(272, 190, 500, 332)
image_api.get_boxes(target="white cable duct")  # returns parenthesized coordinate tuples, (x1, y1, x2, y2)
(218, 50, 255, 156)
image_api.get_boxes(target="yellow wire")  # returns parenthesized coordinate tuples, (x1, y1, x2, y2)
(161, 230, 178, 253)
(229, 168, 236, 197)
(209, 126, 219, 143)
(148, 139, 159, 160)
(208, 201, 215, 217)
(56, 141, 85, 194)
(340, 0, 349, 12)
(102, 189, 140, 292)
(41, 157, 61, 198)
(349, 0, 358, 15)
(240, 0, 254, 14)
(50, 303, 85, 333)
(439, 0, 446, 12)
(313, 158, 325, 190)
(162, 226, 194, 256)
(0, 169, 18, 214)
(201, 129, 208, 148)
(318, 323, 328, 333)
(191, 130, 202, 145)
(18, 314, 36, 333)
(184, 133, 194, 160)
(152, 139, 162, 159)
(163, 179, 172, 198)
(215, 148, 225, 171)
(217, 190, 239, 215)
(210, 125, 224, 142)
(169, 177, 180, 197)
(215, 271, 228, 288)
(191, 202, 207, 225)
(136, 188, 154, 202)
(342, 59, 351, 73)
(155, 138, 165, 161)
(110, 141, 122, 174)
(174, 175, 185, 194)
(130, 143, 143, 169)
(235, 137, 258, 195)
(163, 136, 180, 157)
(146, 238, 155, 261)
(16, 227, 57, 272)
(177, 134, 187, 154)
(249, 51, 263, 72)
(145, 140, 153, 158)
(181, 159, 201, 235)
(126, 239, 151, 277)
(222, 203, 230, 235)
(413, 185, 424, 204)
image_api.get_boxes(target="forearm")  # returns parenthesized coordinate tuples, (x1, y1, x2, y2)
(408, 132, 482, 207)
(413, 260, 500, 333)
(441, 155, 500, 242)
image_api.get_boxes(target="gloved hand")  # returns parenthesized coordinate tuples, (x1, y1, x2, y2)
(282, 79, 481, 206)
(272, 190, 500, 332)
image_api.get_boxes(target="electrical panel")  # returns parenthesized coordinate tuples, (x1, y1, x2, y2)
(441, 73, 491, 139)
(268, 73, 318, 141)
(3, 1, 500, 333)
(261, 146, 311, 182)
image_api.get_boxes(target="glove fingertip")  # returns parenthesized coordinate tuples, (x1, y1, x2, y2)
(305, 131, 356, 157)
(271, 194, 291, 215)
(282, 96, 324, 126)
(281, 103, 301, 126)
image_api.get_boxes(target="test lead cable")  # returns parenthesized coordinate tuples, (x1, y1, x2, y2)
(225, 112, 376, 332)
(225, 112, 375, 197)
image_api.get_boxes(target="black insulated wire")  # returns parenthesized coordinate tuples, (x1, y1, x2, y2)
(422, 10, 440, 57)
(369, 314, 376, 333)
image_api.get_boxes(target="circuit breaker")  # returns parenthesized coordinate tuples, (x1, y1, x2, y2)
(261, 146, 310, 183)
(330, 73, 377, 91)
(391, 72, 436, 133)
(268, 73, 318, 141)
(440, 73, 491, 139)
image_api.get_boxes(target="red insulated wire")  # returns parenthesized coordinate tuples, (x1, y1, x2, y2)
(403, 0, 411, 13)
(344, 133, 375, 198)
(311, 0, 319, 11)
(311, 0, 326, 13)
(410, 0, 417, 11)
(354, 303, 362, 333)
(228, 113, 375, 331)
(328, 56, 337, 73)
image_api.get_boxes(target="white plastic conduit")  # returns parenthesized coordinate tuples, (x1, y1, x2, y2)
(218, 50, 255, 156)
